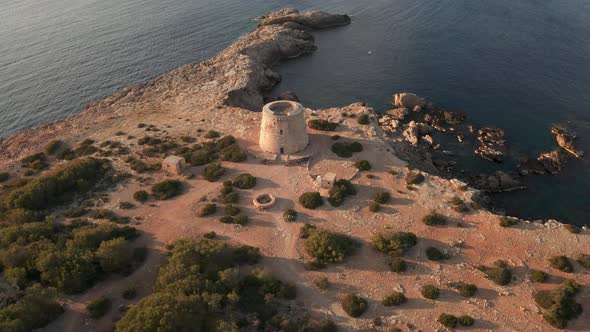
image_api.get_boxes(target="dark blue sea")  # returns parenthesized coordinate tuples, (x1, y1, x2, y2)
(1, 0, 589, 224)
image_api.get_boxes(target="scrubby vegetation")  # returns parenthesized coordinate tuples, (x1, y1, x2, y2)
(87, 296, 111, 319)
(0, 284, 64, 331)
(405, 172, 424, 185)
(449, 281, 477, 297)
(45, 140, 63, 155)
(449, 196, 469, 213)
(373, 191, 390, 204)
(390, 257, 407, 273)
(133, 190, 149, 203)
(304, 228, 358, 264)
(283, 209, 298, 222)
(124, 156, 160, 173)
(115, 239, 330, 331)
(530, 269, 548, 283)
(341, 294, 367, 318)
(308, 119, 338, 131)
(204, 130, 220, 138)
(0, 158, 111, 223)
(233, 173, 256, 189)
(183, 135, 247, 166)
(354, 160, 371, 171)
(382, 292, 407, 306)
(151, 180, 183, 199)
(371, 231, 417, 257)
(425, 247, 450, 261)
(478, 260, 512, 286)
(119, 201, 135, 209)
(438, 313, 457, 328)
(357, 113, 370, 125)
(331, 141, 363, 158)
(313, 276, 329, 290)
(21, 152, 49, 171)
(577, 254, 590, 269)
(549, 255, 573, 272)
(499, 216, 518, 227)
(328, 179, 356, 207)
(199, 203, 217, 217)
(533, 279, 583, 329)
(368, 201, 380, 212)
(203, 163, 225, 182)
(299, 192, 323, 209)
(421, 285, 440, 300)
(422, 211, 447, 226)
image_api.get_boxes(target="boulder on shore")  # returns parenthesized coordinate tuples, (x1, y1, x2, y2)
(393, 93, 424, 110)
(551, 127, 584, 158)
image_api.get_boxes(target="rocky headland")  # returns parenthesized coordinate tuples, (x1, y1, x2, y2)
(0, 8, 588, 332)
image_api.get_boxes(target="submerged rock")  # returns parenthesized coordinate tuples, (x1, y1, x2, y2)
(551, 127, 584, 158)
(475, 127, 506, 162)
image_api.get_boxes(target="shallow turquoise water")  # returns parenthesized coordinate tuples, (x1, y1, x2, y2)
(1, 0, 589, 224)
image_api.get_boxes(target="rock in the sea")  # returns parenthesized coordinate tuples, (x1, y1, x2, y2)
(260, 8, 352, 29)
(278, 90, 299, 102)
(443, 110, 466, 125)
(551, 127, 584, 158)
(518, 150, 565, 176)
(475, 171, 525, 192)
(387, 107, 409, 121)
(475, 127, 506, 162)
(393, 93, 424, 110)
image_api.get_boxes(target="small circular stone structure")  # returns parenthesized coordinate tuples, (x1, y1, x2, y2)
(259, 100, 309, 155)
(253, 193, 276, 210)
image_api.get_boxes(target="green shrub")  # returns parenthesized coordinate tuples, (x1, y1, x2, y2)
(479, 261, 512, 286)
(220, 216, 234, 224)
(203, 163, 225, 182)
(331, 142, 363, 158)
(299, 192, 323, 209)
(368, 201, 380, 212)
(119, 201, 135, 209)
(199, 204, 217, 217)
(341, 294, 367, 318)
(122, 285, 137, 300)
(300, 224, 317, 239)
(458, 315, 475, 326)
(225, 204, 240, 216)
(133, 190, 149, 203)
(0, 172, 9, 182)
(86, 296, 111, 319)
(56, 147, 76, 160)
(233, 214, 249, 225)
(283, 209, 298, 222)
(203, 231, 217, 239)
(373, 192, 390, 204)
(304, 229, 357, 263)
(499, 216, 518, 227)
(449, 196, 469, 213)
(221, 144, 247, 162)
(64, 207, 88, 218)
(422, 211, 447, 226)
(421, 285, 440, 300)
(382, 292, 406, 306)
(233, 173, 256, 189)
(91, 209, 118, 221)
(152, 180, 183, 199)
(534, 279, 583, 329)
(308, 119, 338, 131)
(438, 313, 457, 328)
(405, 172, 424, 185)
(449, 281, 477, 297)
(577, 254, 590, 269)
(530, 270, 548, 283)
(357, 114, 369, 125)
(425, 247, 449, 261)
(354, 160, 371, 171)
(371, 231, 417, 256)
(96, 238, 133, 273)
(220, 191, 239, 204)
(390, 257, 407, 273)
(313, 276, 329, 290)
(21, 152, 49, 170)
(204, 130, 220, 139)
(549, 256, 573, 272)
(45, 140, 63, 155)
(0, 285, 63, 330)
(328, 179, 356, 207)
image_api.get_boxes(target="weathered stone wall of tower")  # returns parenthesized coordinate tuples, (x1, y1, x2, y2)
(259, 101, 309, 154)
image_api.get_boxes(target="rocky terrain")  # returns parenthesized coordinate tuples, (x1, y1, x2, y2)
(0, 8, 589, 332)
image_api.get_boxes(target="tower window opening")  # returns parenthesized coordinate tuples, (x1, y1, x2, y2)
(280, 129, 283, 135)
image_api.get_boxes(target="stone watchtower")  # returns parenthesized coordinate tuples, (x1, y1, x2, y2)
(259, 100, 309, 155)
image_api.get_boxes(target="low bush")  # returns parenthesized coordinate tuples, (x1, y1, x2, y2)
(313, 276, 329, 290)
(299, 192, 323, 209)
(21, 152, 49, 170)
(304, 229, 357, 263)
(425, 247, 449, 261)
(133, 190, 149, 203)
(300, 224, 317, 239)
(405, 172, 424, 185)
(499, 216, 518, 227)
(371, 231, 417, 257)
(422, 211, 447, 226)
(331, 142, 363, 158)
(479, 261, 512, 286)
(87, 296, 111, 319)
(449, 281, 477, 297)
(354, 160, 371, 171)
(373, 192, 390, 204)
(449, 196, 469, 213)
(534, 279, 583, 329)
(283, 209, 298, 222)
(357, 114, 370, 125)
(368, 201, 380, 212)
(151, 180, 183, 199)
(64, 207, 88, 218)
(199, 204, 217, 217)
(577, 254, 590, 269)
(45, 140, 63, 155)
(308, 119, 338, 131)
(341, 294, 367, 318)
(203, 231, 217, 239)
(204, 130, 220, 139)
(119, 201, 135, 209)
(233, 214, 249, 225)
(203, 163, 225, 182)
(421, 285, 440, 300)
(328, 179, 356, 207)
(438, 313, 457, 328)
(458, 315, 475, 326)
(91, 209, 118, 221)
(0, 285, 63, 330)
(390, 257, 407, 273)
(122, 285, 137, 300)
(225, 204, 241, 216)
(233, 173, 256, 189)
(549, 256, 573, 272)
(530, 270, 548, 283)
(382, 292, 406, 306)
(220, 216, 234, 224)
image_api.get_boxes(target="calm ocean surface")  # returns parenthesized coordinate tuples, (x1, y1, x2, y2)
(1, 0, 589, 224)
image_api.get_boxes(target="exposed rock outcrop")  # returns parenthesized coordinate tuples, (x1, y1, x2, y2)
(393, 93, 424, 110)
(259, 8, 351, 29)
(474, 171, 525, 192)
(386, 107, 409, 121)
(551, 127, 584, 159)
(475, 127, 506, 162)
(519, 150, 564, 175)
